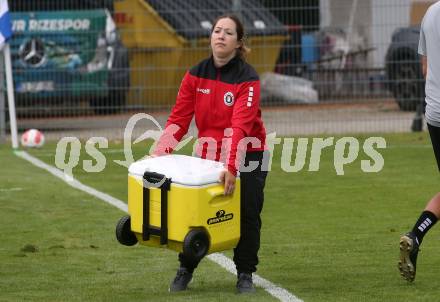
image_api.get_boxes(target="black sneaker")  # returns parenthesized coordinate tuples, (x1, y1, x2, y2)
(169, 267, 193, 292)
(398, 232, 420, 282)
(236, 272, 256, 294)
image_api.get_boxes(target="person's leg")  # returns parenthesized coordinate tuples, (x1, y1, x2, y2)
(424, 192, 440, 217)
(399, 194, 439, 282)
(177, 253, 202, 273)
(233, 151, 268, 293)
(412, 124, 440, 244)
(427, 123, 440, 171)
(413, 124, 440, 243)
(169, 253, 202, 292)
(409, 193, 440, 246)
(399, 123, 440, 282)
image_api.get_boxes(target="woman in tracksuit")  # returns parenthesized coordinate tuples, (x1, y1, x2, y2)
(153, 14, 267, 294)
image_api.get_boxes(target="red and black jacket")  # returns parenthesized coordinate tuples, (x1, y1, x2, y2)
(155, 55, 266, 175)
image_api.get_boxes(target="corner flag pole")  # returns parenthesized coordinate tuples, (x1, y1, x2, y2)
(0, 0, 17, 148)
(4, 42, 17, 148)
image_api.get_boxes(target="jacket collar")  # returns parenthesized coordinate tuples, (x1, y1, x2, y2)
(209, 55, 242, 72)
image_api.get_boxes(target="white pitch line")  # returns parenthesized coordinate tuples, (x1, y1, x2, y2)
(15, 150, 303, 302)
(14, 151, 127, 213)
(0, 187, 23, 192)
(207, 253, 303, 302)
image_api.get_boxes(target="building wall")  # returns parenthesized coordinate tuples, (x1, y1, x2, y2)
(371, 0, 411, 67)
(320, 0, 413, 67)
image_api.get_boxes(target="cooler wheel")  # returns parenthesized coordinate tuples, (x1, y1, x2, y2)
(116, 215, 138, 246)
(183, 229, 209, 261)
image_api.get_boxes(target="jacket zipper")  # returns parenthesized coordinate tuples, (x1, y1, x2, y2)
(214, 68, 220, 115)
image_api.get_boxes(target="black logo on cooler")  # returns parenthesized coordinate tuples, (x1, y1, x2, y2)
(207, 209, 233, 225)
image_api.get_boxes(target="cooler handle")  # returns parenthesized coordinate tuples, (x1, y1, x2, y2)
(207, 186, 225, 197)
(142, 171, 171, 245)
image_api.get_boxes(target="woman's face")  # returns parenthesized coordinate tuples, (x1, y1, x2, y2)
(211, 18, 240, 58)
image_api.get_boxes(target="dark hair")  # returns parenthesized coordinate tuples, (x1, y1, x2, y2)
(211, 14, 250, 59)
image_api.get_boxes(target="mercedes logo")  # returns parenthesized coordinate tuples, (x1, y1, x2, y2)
(19, 38, 46, 67)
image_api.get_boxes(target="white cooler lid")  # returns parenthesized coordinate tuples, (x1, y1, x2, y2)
(128, 154, 226, 186)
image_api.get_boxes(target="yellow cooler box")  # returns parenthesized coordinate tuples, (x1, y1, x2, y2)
(116, 154, 240, 260)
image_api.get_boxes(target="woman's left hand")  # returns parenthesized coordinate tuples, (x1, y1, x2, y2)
(219, 170, 236, 195)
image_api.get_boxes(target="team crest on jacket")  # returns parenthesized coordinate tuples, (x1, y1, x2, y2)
(223, 92, 235, 106)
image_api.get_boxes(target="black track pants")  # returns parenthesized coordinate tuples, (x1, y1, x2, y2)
(178, 151, 268, 274)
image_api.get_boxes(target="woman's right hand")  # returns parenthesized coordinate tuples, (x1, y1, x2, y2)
(219, 170, 236, 195)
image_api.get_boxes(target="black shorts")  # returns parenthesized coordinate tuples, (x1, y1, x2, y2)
(427, 123, 440, 171)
